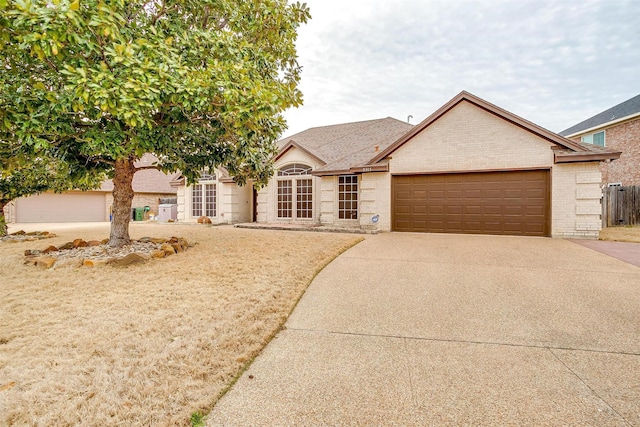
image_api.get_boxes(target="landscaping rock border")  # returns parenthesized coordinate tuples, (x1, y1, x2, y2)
(24, 236, 191, 269)
(1, 230, 57, 243)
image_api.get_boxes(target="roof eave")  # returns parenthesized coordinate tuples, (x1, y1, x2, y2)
(311, 164, 389, 177)
(562, 112, 640, 138)
(554, 151, 622, 164)
(169, 176, 185, 187)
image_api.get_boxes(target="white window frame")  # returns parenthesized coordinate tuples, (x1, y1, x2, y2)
(337, 175, 359, 220)
(276, 163, 313, 221)
(581, 130, 606, 147)
(191, 173, 217, 218)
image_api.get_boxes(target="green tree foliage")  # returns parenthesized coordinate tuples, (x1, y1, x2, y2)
(0, 0, 310, 246)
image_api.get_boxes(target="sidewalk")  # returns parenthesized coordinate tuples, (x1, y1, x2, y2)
(569, 238, 640, 267)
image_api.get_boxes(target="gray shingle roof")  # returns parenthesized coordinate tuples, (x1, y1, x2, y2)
(278, 118, 413, 173)
(559, 94, 640, 136)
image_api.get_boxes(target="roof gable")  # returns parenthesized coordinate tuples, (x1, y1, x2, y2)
(369, 91, 618, 165)
(274, 140, 327, 166)
(276, 117, 413, 174)
(559, 94, 640, 136)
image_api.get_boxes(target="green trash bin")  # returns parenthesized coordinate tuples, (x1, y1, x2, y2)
(134, 207, 145, 221)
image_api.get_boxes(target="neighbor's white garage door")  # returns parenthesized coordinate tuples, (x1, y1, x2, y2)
(15, 192, 106, 223)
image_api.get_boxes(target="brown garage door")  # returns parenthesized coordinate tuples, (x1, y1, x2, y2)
(392, 170, 550, 236)
(15, 192, 106, 223)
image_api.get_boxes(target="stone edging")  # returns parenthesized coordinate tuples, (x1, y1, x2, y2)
(1, 231, 57, 243)
(24, 236, 191, 269)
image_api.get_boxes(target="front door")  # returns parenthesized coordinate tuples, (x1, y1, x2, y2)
(252, 188, 258, 222)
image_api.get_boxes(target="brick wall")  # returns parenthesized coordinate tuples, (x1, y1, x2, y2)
(389, 101, 555, 173)
(176, 186, 186, 221)
(319, 176, 335, 225)
(568, 118, 640, 185)
(359, 172, 390, 231)
(551, 163, 602, 238)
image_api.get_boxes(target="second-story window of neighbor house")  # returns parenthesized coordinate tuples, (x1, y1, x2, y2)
(581, 130, 606, 147)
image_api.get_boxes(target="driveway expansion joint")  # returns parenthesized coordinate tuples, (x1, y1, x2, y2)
(286, 327, 640, 357)
(548, 348, 634, 427)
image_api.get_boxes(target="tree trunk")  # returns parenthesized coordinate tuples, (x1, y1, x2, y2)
(109, 158, 136, 247)
(0, 200, 7, 237)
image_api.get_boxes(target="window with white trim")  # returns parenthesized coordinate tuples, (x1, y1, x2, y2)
(192, 173, 216, 217)
(277, 163, 313, 220)
(581, 130, 605, 147)
(338, 175, 358, 220)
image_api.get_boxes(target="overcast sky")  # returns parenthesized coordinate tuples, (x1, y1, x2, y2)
(282, 0, 640, 137)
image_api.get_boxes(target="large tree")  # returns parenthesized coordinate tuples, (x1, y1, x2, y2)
(0, 0, 310, 246)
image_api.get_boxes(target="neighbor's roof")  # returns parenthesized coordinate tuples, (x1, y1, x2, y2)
(367, 91, 620, 165)
(559, 94, 640, 137)
(101, 153, 179, 194)
(277, 117, 414, 175)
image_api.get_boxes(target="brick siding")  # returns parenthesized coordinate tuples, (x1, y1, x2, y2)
(569, 118, 640, 185)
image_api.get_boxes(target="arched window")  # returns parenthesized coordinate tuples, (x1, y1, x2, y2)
(277, 164, 313, 219)
(277, 163, 312, 176)
(192, 173, 216, 217)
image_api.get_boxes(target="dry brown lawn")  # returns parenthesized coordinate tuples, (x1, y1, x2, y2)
(599, 225, 640, 243)
(0, 223, 362, 426)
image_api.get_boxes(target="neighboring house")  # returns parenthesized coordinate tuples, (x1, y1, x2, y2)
(560, 94, 640, 186)
(180, 91, 621, 238)
(4, 154, 178, 223)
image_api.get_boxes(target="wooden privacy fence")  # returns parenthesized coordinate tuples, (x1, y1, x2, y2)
(602, 185, 640, 227)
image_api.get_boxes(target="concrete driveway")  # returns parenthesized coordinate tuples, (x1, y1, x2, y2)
(208, 233, 640, 426)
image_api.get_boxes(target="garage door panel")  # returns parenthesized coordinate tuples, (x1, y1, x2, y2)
(396, 190, 412, 200)
(397, 206, 410, 214)
(465, 221, 482, 232)
(393, 170, 550, 236)
(15, 192, 106, 223)
(526, 188, 546, 198)
(430, 190, 445, 199)
(525, 206, 545, 216)
(465, 206, 482, 215)
(464, 189, 482, 199)
(505, 189, 523, 198)
(485, 205, 502, 215)
(505, 206, 523, 216)
(429, 205, 445, 214)
(484, 189, 503, 199)
(446, 221, 463, 232)
(412, 205, 427, 215)
(483, 222, 502, 232)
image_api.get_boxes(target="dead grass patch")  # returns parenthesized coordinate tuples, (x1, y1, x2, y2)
(0, 223, 362, 426)
(599, 225, 640, 243)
